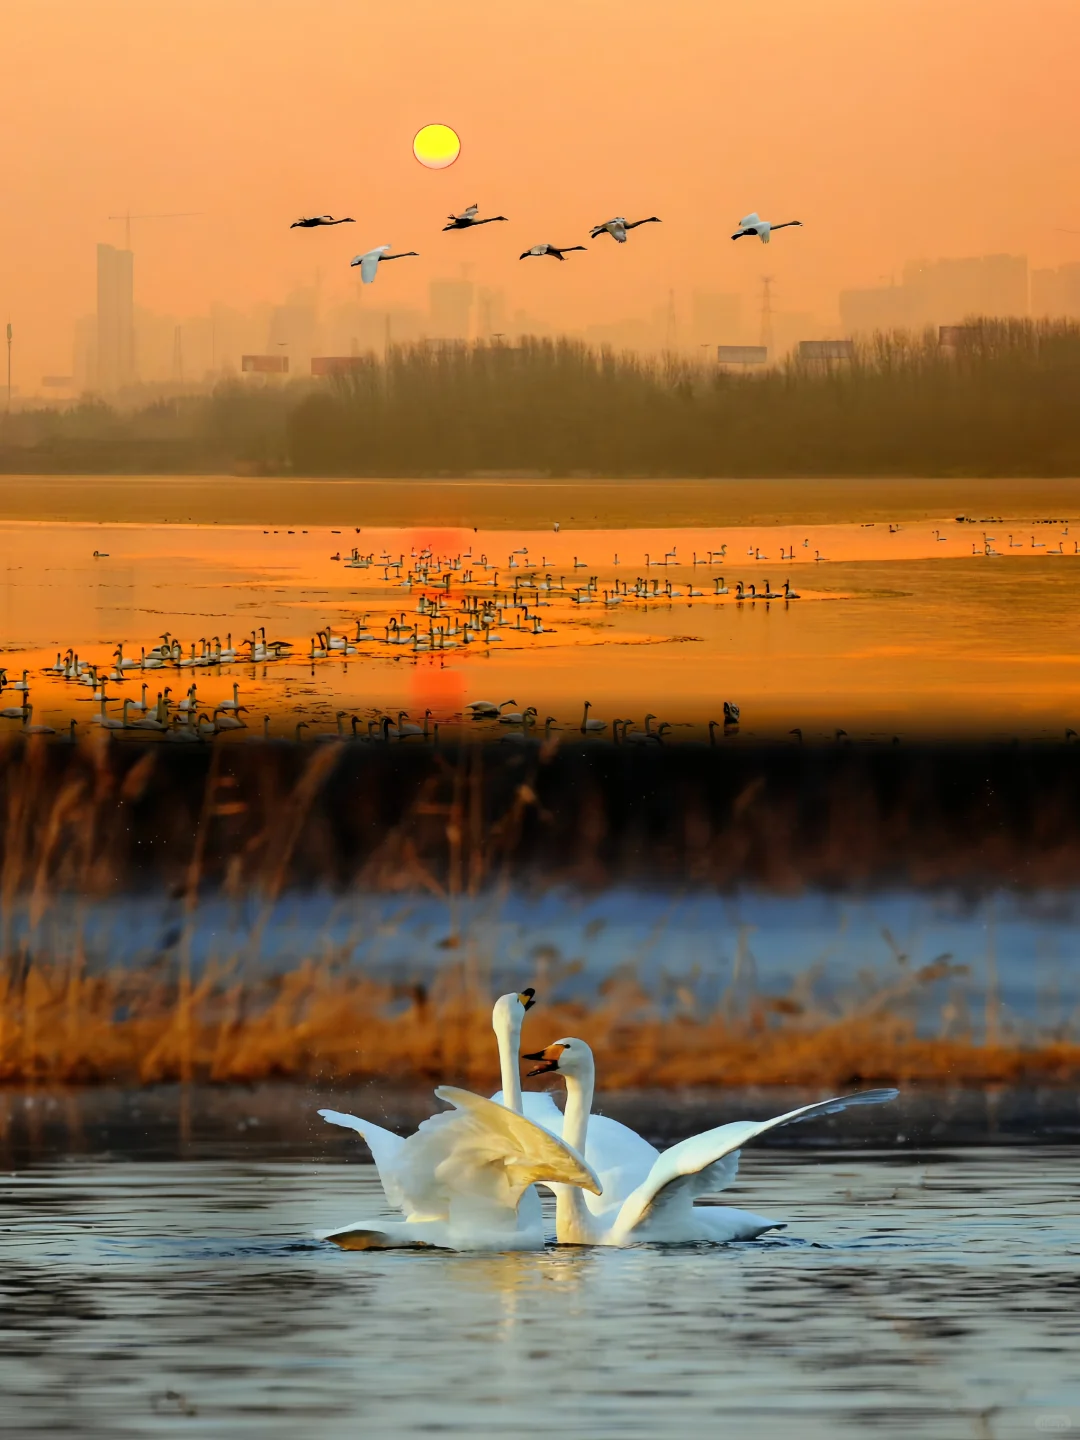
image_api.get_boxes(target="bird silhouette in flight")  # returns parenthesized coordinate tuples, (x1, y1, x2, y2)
(590, 216, 661, 243)
(520, 243, 587, 261)
(444, 204, 509, 230)
(291, 215, 355, 229)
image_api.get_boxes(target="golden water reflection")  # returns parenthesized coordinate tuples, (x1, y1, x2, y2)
(0, 506, 1077, 738)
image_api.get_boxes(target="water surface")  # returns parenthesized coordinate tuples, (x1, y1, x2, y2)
(1, 506, 1078, 736)
(3, 1142, 1077, 1439)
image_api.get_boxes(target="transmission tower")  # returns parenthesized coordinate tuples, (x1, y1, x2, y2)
(759, 276, 774, 355)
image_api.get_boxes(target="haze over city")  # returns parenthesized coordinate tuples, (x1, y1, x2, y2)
(2, 0, 1080, 392)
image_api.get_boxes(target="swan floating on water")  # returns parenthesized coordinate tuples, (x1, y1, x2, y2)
(316, 991, 601, 1251)
(522, 1038, 897, 1245)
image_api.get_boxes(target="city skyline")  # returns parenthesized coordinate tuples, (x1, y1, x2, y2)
(3, 0, 1080, 391)
(41, 244, 1080, 400)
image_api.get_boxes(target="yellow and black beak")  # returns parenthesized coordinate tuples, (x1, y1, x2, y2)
(524, 1044, 562, 1076)
(517, 987, 536, 1012)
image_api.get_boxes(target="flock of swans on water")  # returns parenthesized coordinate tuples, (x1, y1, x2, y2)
(0, 537, 775, 741)
(289, 204, 802, 285)
(0, 644, 739, 744)
(316, 988, 896, 1251)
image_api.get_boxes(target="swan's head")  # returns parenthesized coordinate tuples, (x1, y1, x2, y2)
(491, 988, 536, 1036)
(524, 1037, 593, 1079)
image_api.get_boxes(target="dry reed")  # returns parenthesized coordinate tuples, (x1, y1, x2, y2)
(1, 957, 1077, 1089)
(1, 733, 1078, 1091)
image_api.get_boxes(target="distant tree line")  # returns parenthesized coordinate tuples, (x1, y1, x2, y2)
(2, 318, 1079, 477)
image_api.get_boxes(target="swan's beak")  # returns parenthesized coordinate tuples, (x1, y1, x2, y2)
(524, 1044, 563, 1076)
(517, 987, 536, 1012)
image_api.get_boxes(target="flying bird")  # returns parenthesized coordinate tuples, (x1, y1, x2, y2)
(519, 244, 587, 261)
(350, 245, 420, 284)
(291, 215, 355, 228)
(731, 212, 802, 244)
(589, 216, 661, 243)
(444, 204, 509, 230)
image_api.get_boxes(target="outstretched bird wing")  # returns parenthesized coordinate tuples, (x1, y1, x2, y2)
(351, 249, 384, 283)
(318, 1108, 411, 1212)
(610, 1088, 899, 1242)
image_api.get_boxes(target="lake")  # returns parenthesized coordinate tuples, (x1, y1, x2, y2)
(0, 475, 1078, 738)
(2, 1095, 1077, 1439)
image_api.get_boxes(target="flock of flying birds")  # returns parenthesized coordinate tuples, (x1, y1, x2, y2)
(290, 205, 803, 284)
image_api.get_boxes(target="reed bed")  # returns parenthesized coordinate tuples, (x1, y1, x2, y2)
(1, 956, 1078, 1089)
(3, 734, 1080, 900)
(2, 734, 1078, 1090)
(3, 318, 1080, 477)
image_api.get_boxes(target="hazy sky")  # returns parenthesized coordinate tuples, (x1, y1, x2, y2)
(2, 0, 1078, 383)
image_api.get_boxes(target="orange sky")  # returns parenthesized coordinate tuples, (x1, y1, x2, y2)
(2, 0, 1079, 385)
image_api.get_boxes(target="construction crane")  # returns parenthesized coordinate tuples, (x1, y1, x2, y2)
(107, 212, 201, 250)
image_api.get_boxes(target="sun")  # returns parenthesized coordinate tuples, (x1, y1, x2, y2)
(413, 123, 461, 170)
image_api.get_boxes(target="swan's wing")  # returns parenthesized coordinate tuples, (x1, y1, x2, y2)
(430, 1086, 602, 1203)
(492, 1088, 565, 1130)
(317, 1108, 411, 1213)
(506, 1090, 659, 1214)
(738, 212, 760, 227)
(612, 1089, 898, 1241)
(359, 250, 380, 283)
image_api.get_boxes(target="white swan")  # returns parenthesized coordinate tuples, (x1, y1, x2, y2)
(350, 245, 420, 284)
(580, 700, 606, 733)
(522, 1038, 898, 1245)
(316, 992, 601, 1251)
(731, 212, 803, 244)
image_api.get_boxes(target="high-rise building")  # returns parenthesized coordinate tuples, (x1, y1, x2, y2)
(428, 279, 473, 340)
(475, 286, 506, 339)
(903, 254, 1028, 324)
(841, 255, 1029, 335)
(266, 287, 319, 372)
(839, 283, 913, 335)
(72, 315, 97, 392)
(1031, 263, 1080, 318)
(96, 243, 135, 391)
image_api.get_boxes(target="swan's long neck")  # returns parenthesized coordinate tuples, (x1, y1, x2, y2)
(493, 1010, 523, 1113)
(555, 1059, 599, 1243)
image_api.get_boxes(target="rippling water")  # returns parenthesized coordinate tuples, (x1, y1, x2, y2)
(3, 1135, 1077, 1438)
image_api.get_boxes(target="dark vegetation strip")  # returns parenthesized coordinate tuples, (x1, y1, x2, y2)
(2, 319, 1080, 477)
(2, 733, 1079, 901)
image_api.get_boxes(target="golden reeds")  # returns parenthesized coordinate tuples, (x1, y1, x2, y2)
(1, 735, 1078, 1091)
(0, 956, 1077, 1089)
